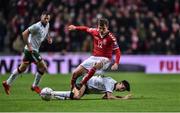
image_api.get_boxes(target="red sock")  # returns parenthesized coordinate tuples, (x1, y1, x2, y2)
(81, 67, 96, 84)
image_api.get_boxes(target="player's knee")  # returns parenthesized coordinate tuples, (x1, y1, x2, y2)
(38, 67, 45, 75)
(37, 61, 47, 70)
(19, 65, 28, 73)
(43, 63, 48, 70)
(72, 70, 79, 78)
(18, 67, 25, 73)
(18, 67, 25, 72)
(39, 63, 47, 72)
(38, 66, 46, 75)
(37, 69, 45, 75)
(72, 70, 78, 75)
(94, 62, 103, 69)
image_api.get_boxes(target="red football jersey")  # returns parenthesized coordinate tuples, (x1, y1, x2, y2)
(75, 26, 119, 60)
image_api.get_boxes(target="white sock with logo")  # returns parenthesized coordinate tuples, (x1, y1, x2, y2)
(51, 91, 72, 99)
(32, 72, 42, 87)
(6, 69, 20, 86)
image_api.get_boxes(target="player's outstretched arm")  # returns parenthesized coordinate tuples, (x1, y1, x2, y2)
(120, 93, 132, 100)
(111, 48, 121, 70)
(103, 92, 132, 100)
(110, 33, 121, 71)
(68, 25, 76, 31)
(103, 92, 119, 99)
(68, 25, 90, 32)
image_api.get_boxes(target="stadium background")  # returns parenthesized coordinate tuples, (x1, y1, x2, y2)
(0, 0, 180, 112)
(0, 0, 179, 54)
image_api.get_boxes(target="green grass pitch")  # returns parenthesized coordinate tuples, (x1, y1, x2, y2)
(0, 72, 180, 112)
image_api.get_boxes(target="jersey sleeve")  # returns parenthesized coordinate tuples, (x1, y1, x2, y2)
(103, 77, 116, 93)
(28, 24, 39, 34)
(109, 33, 119, 50)
(75, 26, 96, 34)
(86, 28, 96, 34)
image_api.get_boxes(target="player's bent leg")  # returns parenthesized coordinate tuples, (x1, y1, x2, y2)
(36, 60, 47, 72)
(51, 91, 74, 100)
(80, 61, 103, 85)
(19, 62, 30, 72)
(31, 60, 46, 94)
(31, 69, 44, 94)
(2, 62, 29, 95)
(72, 85, 86, 100)
(71, 65, 88, 89)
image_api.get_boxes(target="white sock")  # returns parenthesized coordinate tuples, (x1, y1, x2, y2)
(6, 69, 19, 86)
(54, 96, 68, 100)
(51, 91, 72, 99)
(32, 72, 42, 87)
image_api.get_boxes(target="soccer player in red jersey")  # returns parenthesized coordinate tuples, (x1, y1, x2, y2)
(68, 18, 121, 89)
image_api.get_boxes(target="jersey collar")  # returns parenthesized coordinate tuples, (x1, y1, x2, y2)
(40, 21, 47, 28)
(113, 82, 117, 91)
(99, 31, 109, 38)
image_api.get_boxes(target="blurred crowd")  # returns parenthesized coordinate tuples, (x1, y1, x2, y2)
(0, 0, 180, 54)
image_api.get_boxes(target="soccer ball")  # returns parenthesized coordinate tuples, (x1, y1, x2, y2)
(40, 87, 53, 101)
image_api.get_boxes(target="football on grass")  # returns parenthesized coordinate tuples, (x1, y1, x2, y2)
(40, 87, 53, 101)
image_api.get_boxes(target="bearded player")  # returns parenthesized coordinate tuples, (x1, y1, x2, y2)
(2, 11, 52, 95)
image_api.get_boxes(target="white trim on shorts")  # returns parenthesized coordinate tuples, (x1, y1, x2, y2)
(80, 56, 111, 75)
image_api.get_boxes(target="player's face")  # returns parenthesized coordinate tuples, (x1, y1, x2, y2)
(41, 14, 50, 25)
(116, 83, 126, 92)
(98, 25, 108, 35)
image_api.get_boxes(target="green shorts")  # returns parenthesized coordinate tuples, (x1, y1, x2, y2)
(75, 75, 89, 94)
(22, 49, 42, 64)
(75, 75, 84, 85)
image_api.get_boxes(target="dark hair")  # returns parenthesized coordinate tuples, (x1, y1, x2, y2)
(98, 18, 109, 27)
(41, 11, 50, 16)
(121, 80, 130, 91)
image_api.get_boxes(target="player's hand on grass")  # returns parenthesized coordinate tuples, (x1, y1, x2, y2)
(122, 93, 132, 100)
(111, 63, 118, 70)
(115, 96, 123, 98)
(102, 94, 108, 99)
(68, 25, 76, 31)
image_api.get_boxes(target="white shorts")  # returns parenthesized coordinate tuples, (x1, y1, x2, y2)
(80, 56, 111, 75)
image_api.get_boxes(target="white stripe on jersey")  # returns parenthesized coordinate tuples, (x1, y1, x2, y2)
(109, 33, 116, 41)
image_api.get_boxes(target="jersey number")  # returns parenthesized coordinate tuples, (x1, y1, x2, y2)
(98, 41, 103, 48)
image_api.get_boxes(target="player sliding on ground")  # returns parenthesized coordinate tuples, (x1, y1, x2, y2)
(41, 75, 131, 100)
(68, 18, 121, 90)
(2, 11, 52, 95)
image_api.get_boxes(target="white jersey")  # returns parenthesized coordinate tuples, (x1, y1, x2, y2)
(87, 76, 117, 94)
(25, 21, 49, 52)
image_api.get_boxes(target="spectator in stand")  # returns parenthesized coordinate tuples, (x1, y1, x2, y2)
(0, 0, 179, 54)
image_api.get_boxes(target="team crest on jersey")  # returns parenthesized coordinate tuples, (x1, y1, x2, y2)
(103, 39, 107, 45)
